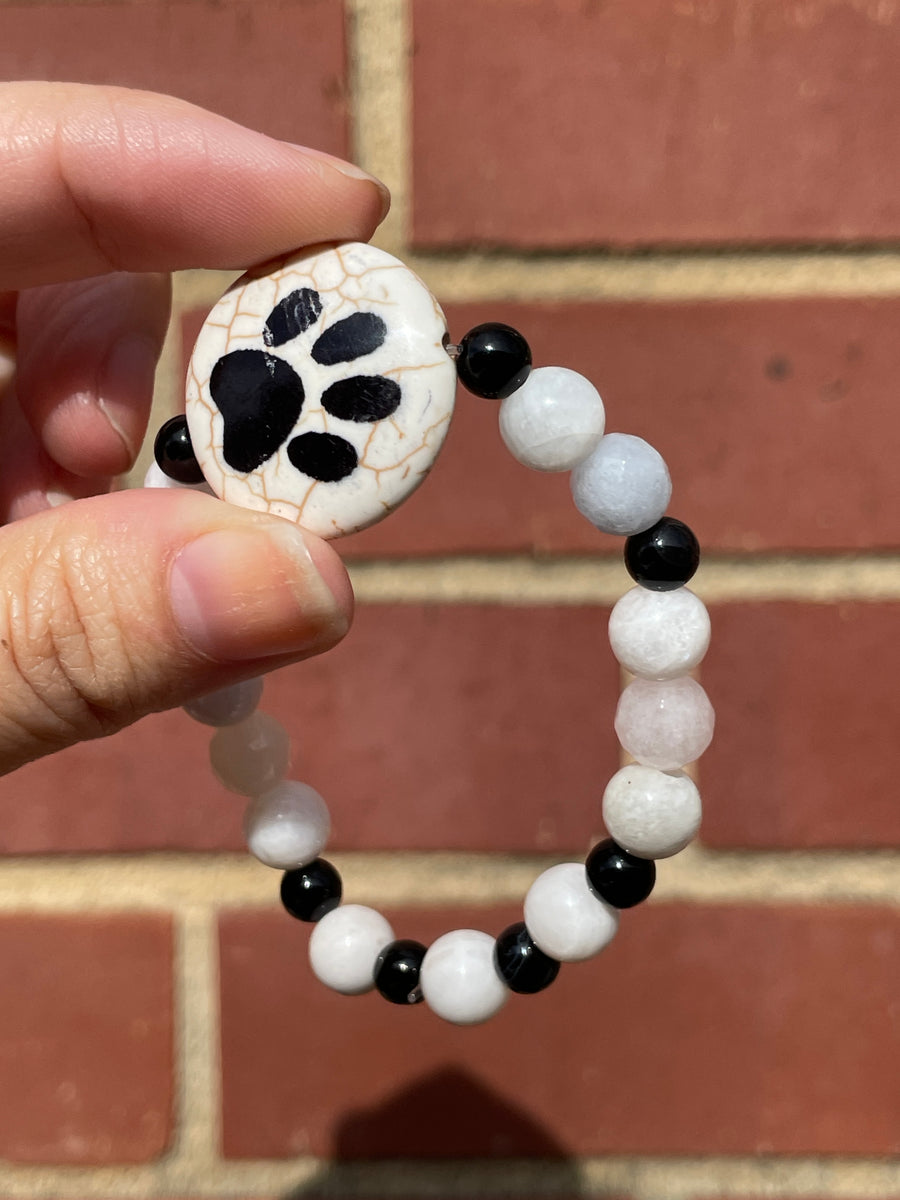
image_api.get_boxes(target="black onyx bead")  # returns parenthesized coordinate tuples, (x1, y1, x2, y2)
(280, 859, 342, 922)
(624, 517, 700, 591)
(585, 839, 656, 909)
(153, 415, 205, 484)
(374, 939, 427, 1005)
(494, 922, 560, 995)
(455, 322, 532, 399)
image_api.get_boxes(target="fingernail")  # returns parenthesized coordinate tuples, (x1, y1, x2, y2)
(295, 146, 391, 222)
(99, 334, 160, 467)
(169, 521, 351, 662)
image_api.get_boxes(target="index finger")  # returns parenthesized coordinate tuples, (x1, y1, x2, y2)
(0, 82, 390, 290)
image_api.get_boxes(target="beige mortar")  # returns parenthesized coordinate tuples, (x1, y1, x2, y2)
(0, 848, 896, 910)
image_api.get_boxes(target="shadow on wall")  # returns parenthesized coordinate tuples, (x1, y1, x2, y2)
(285, 1065, 579, 1195)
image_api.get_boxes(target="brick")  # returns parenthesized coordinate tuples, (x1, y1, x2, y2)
(0, 914, 173, 1163)
(219, 902, 900, 1157)
(703, 601, 900, 849)
(0, 604, 619, 854)
(412, 0, 900, 248)
(0, 1, 347, 153)
(186, 294, 900, 556)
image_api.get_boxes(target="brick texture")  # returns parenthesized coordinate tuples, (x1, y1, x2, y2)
(0, 604, 619, 854)
(703, 601, 900, 849)
(0, 914, 173, 1163)
(186, 296, 900, 557)
(0, 0, 348, 153)
(412, 0, 900, 248)
(219, 902, 900, 1158)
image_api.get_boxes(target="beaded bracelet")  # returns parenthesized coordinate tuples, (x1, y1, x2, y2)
(145, 242, 714, 1026)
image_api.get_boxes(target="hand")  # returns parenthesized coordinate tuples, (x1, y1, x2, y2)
(0, 82, 388, 777)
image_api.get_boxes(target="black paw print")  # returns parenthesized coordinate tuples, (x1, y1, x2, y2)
(209, 288, 401, 483)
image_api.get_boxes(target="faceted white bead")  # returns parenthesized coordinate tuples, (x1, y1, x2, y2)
(499, 366, 605, 472)
(608, 586, 711, 680)
(243, 780, 331, 869)
(614, 676, 715, 771)
(523, 862, 619, 962)
(570, 432, 672, 535)
(142, 460, 214, 494)
(420, 929, 508, 1025)
(209, 712, 291, 796)
(602, 764, 702, 859)
(309, 905, 394, 996)
(183, 677, 264, 726)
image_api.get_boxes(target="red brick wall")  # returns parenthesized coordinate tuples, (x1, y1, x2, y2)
(0, 1, 898, 1198)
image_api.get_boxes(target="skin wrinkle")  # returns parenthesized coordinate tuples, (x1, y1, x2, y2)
(22, 538, 112, 737)
(0, 535, 85, 753)
(0, 526, 129, 755)
(53, 105, 122, 275)
(54, 540, 117, 694)
(40, 543, 115, 736)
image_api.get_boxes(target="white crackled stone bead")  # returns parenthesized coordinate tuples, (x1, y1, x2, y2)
(608, 586, 711, 679)
(243, 780, 331, 869)
(602, 764, 702, 859)
(523, 862, 619, 962)
(209, 712, 291, 796)
(185, 242, 457, 539)
(615, 676, 715, 771)
(570, 432, 672, 535)
(499, 366, 605, 471)
(420, 929, 508, 1025)
(183, 677, 264, 727)
(309, 905, 394, 995)
(142, 460, 215, 494)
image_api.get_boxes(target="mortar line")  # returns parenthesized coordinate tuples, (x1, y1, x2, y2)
(408, 247, 900, 301)
(0, 847, 896, 909)
(170, 248, 900, 314)
(170, 905, 222, 1182)
(345, 0, 411, 257)
(347, 554, 900, 605)
(0, 1153, 896, 1200)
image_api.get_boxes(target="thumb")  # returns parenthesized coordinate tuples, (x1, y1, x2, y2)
(0, 487, 352, 776)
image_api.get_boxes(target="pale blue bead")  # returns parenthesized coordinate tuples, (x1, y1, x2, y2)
(209, 712, 291, 796)
(183, 677, 264, 727)
(570, 432, 672, 536)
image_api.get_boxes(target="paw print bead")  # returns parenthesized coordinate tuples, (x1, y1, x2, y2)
(185, 242, 457, 539)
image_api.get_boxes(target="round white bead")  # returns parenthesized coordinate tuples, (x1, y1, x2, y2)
(209, 712, 291, 796)
(570, 432, 672, 535)
(614, 676, 715, 771)
(243, 780, 331, 869)
(142, 460, 214, 494)
(420, 929, 508, 1025)
(602, 764, 702, 859)
(608, 586, 711, 679)
(183, 677, 264, 727)
(499, 366, 605, 472)
(308, 904, 394, 996)
(523, 862, 619, 962)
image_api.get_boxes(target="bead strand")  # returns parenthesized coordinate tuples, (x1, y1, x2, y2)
(149, 310, 714, 1027)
